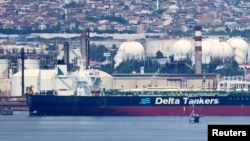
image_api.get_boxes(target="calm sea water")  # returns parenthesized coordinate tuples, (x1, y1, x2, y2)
(0, 111, 250, 141)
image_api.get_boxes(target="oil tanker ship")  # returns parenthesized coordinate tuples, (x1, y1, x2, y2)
(25, 64, 250, 116)
(26, 91, 250, 116)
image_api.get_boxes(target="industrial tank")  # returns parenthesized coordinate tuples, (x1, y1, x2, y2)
(11, 69, 39, 97)
(0, 59, 9, 78)
(172, 38, 192, 61)
(18, 59, 40, 71)
(114, 41, 145, 69)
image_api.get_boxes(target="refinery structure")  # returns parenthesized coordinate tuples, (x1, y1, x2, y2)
(145, 36, 249, 65)
(0, 26, 250, 97)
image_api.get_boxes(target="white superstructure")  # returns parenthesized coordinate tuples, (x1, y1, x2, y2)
(216, 76, 250, 92)
(10, 63, 113, 96)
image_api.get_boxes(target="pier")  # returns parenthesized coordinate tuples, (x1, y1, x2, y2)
(0, 96, 28, 111)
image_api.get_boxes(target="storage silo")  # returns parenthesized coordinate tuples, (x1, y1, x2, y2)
(0, 59, 9, 78)
(114, 41, 145, 69)
(172, 38, 192, 61)
(11, 69, 39, 97)
(18, 59, 40, 71)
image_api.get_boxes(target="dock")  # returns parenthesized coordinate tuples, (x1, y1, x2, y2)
(1, 96, 28, 112)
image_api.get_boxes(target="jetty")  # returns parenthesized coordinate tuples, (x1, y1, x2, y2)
(1, 96, 28, 112)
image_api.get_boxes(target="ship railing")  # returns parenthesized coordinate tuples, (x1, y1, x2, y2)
(227, 91, 250, 96)
(103, 89, 226, 97)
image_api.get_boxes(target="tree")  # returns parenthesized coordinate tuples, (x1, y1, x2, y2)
(208, 57, 243, 76)
(156, 50, 164, 58)
(89, 44, 108, 62)
(114, 60, 138, 73)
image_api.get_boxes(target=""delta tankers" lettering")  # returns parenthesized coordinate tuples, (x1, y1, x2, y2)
(155, 97, 219, 105)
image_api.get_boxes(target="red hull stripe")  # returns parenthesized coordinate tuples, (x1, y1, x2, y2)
(38, 106, 250, 116)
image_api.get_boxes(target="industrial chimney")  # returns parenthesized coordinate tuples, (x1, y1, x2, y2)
(194, 26, 202, 74)
(80, 30, 90, 69)
(63, 42, 70, 71)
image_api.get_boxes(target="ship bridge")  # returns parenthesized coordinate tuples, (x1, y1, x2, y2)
(217, 76, 250, 92)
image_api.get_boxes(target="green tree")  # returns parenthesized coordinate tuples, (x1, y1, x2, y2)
(89, 44, 108, 62)
(208, 57, 243, 76)
(156, 50, 164, 58)
(144, 59, 158, 73)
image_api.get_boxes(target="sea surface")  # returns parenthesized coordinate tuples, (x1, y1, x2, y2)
(0, 111, 250, 141)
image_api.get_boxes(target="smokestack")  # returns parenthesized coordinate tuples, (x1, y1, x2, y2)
(194, 26, 202, 74)
(63, 42, 70, 71)
(86, 30, 90, 69)
(80, 30, 90, 69)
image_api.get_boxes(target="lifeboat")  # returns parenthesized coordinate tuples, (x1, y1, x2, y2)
(91, 88, 101, 94)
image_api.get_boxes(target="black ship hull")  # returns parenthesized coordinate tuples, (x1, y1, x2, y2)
(26, 95, 250, 116)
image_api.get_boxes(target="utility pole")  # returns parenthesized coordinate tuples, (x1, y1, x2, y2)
(21, 48, 25, 97)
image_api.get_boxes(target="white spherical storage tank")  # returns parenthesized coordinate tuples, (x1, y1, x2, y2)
(201, 39, 212, 63)
(122, 41, 144, 60)
(172, 38, 192, 61)
(220, 42, 233, 57)
(114, 41, 145, 68)
(227, 37, 248, 52)
(0, 59, 9, 78)
(210, 41, 233, 58)
(202, 39, 212, 56)
(227, 37, 249, 64)
(11, 69, 39, 97)
(234, 48, 245, 64)
(191, 38, 234, 64)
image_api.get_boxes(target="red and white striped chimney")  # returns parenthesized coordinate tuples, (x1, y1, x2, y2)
(194, 26, 202, 74)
